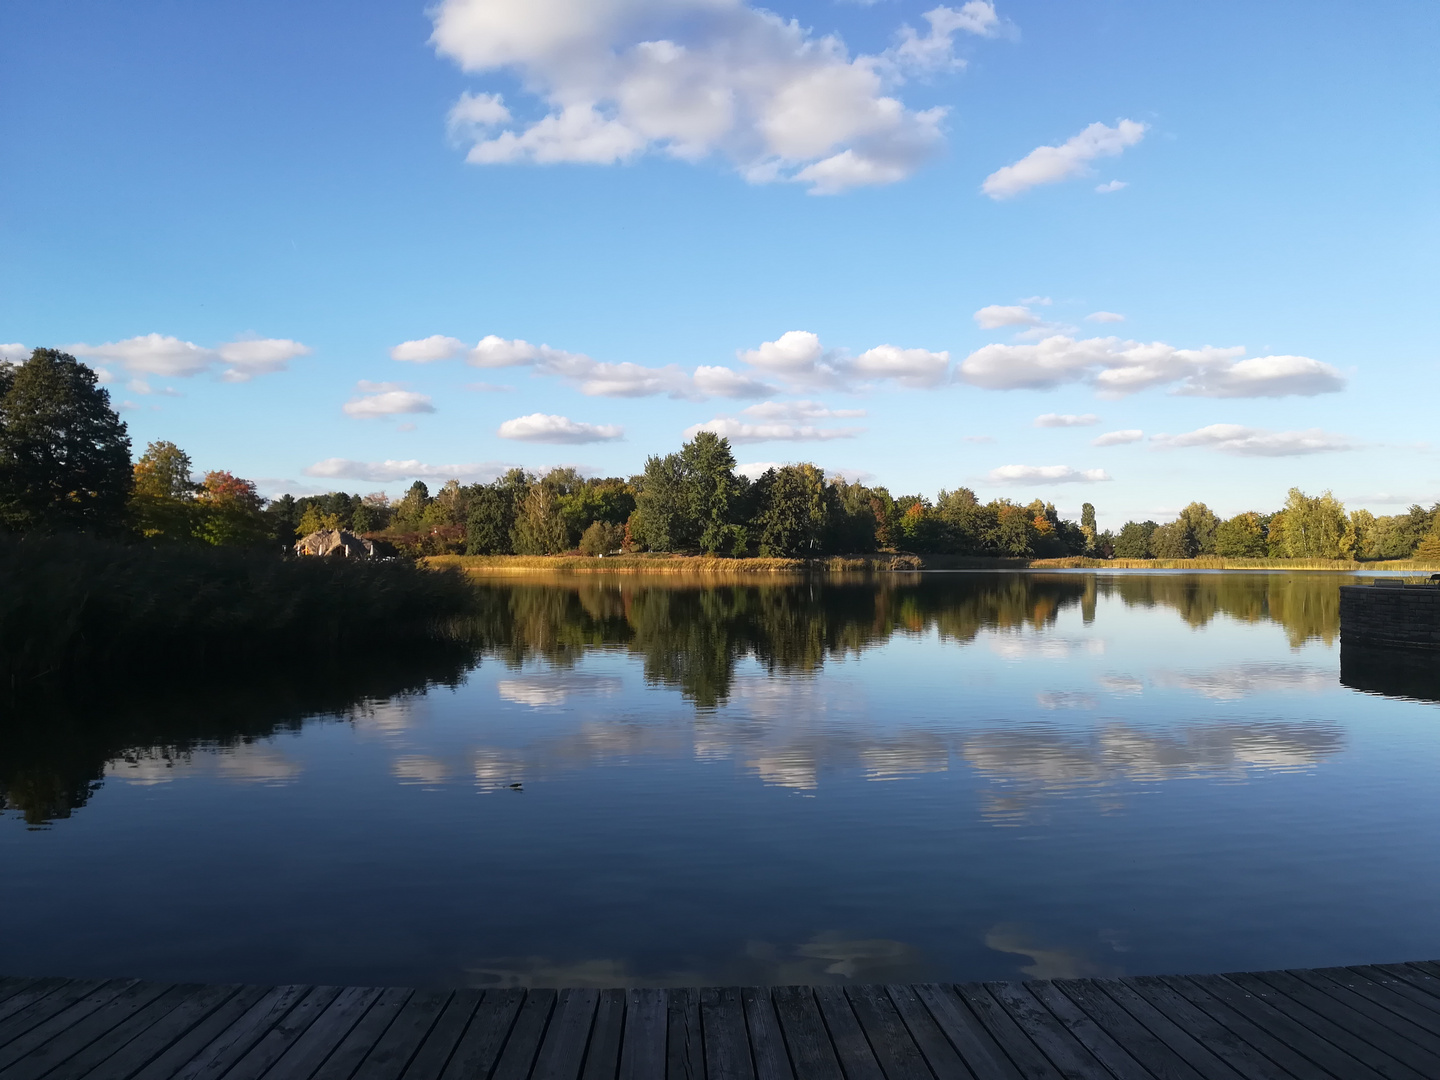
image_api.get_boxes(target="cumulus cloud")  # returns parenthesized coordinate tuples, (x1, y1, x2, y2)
(974, 304, 1041, 329)
(958, 335, 1345, 398)
(1094, 180, 1127, 194)
(68, 333, 309, 382)
(987, 465, 1111, 485)
(684, 399, 867, 444)
(1, 343, 29, 361)
(391, 335, 468, 363)
(304, 459, 513, 483)
(343, 381, 437, 418)
(982, 119, 1147, 199)
(397, 334, 767, 399)
(736, 461, 783, 479)
(1150, 424, 1356, 457)
(1092, 429, 1144, 446)
(736, 330, 949, 389)
(430, 0, 1005, 193)
(1085, 311, 1124, 323)
(497, 412, 625, 443)
(1034, 412, 1098, 428)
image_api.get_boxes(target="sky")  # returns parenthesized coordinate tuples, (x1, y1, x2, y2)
(2, 0, 1437, 528)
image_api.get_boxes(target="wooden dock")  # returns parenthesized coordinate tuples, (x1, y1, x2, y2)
(5, 963, 1440, 1080)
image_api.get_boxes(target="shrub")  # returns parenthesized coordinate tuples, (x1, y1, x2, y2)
(578, 520, 624, 556)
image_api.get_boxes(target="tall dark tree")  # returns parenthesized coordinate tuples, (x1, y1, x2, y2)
(681, 431, 740, 555)
(757, 464, 832, 556)
(0, 349, 132, 533)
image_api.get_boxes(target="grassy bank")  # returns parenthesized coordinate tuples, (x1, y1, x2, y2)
(0, 534, 478, 687)
(429, 552, 1440, 575)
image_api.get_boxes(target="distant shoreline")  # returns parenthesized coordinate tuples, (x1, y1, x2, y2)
(426, 553, 1440, 575)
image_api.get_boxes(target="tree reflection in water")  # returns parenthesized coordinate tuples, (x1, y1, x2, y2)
(2, 572, 1361, 826)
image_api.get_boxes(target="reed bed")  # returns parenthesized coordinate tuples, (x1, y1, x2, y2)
(427, 553, 926, 574)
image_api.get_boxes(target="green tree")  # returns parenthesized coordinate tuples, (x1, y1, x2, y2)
(392, 481, 431, 530)
(0, 349, 132, 533)
(466, 483, 519, 555)
(512, 482, 569, 554)
(130, 440, 197, 540)
(1178, 502, 1220, 555)
(681, 431, 740, 555)
(1149, 519, 1193, 559)
(1269, 488, 1347, 558)
(631, 452, 690, 551)
(194, 470, 271, 547)
(1080, 502, 1098, 554)
(757, 464, 832, 556)
(1113, 520, 1157, 558)
(1214, 512, 1268, 557)
(578, 520, 624, 555)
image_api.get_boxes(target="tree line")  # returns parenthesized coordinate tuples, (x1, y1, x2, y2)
(3, 347, 1438, 561)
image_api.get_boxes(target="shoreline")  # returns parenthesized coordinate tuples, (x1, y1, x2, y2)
(426, 553, 1440, 575)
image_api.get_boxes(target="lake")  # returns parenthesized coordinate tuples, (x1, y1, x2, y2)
(3, 571, 1439, 989)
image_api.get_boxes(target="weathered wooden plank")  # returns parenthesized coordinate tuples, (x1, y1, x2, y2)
(1087, 980, 1243, 1080)
(1051, 978, 1210, 1080)
(217, 986, 345, 1080)
(490, 990, 556, 1080)
(1172, 973, 1385, 1080)
(666, 988, 702, 1080)
(983, 982, 1111, 1080)
(700, 987, 754, 1080)
(314, 988, 414, 1080)
(1401, 960, 1440, 988)
(1, 980, 174, 1080)
(0, 979, 120, 1053)
(1022, 981, 1152, 1080)
(533, 988, 600, 1080)
(739, 987, 792, 1080)
(0, 981, 136, 1071)
(618, 988, 666, 1080)
(438, 988, 523, 1080)
(949, 983, 1061, 1080)
(264, 985, 384, 1080)
(1295, 968, 1440, 1049)
(843, 984, 928, 1080)
(404, 988, 484, 1080)
(0, 979, 72, 1028)
(581, 988, 627, 1080)
(352, 990, 454, 1080)
(130, 985, 277, 1080)
(39, 982, 230, 1080)
(1243, 969, 1440, 1077)
(1350, 966, 1440, 1025)
(770, 986, 842, 1080)
(1373, 965, 1440, 1007)
(172, 984, 311, 1080)
(811, 985, 883, 1080)
(1118, 975, 1294, 1080)
(0, 978, 39, 1008)
(1228, 970, 1432, 1080)
(882, 984, 972, 1080)
(53, 984, 241, 1080)
(912, 983, 1021, 1080)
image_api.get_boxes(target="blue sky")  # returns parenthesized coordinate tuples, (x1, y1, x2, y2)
(2, 0, 1436, 527)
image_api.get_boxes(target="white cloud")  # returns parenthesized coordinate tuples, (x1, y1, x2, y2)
(958, 335, 1345, 398)
(736, 461, 783, 479)
(1150, 424, 1356, 457)
(465, 381, 514, 392)
(1092, 429, 1144, 446)
(1094, 180, 1127, 194)
(430, 0, 1004, 194)
(1019, 296, 1052, 306)
(497, 412, 625, 443)
(1176, 354, 1346, 398)
(982, 119, 1147, 199)
(1034, 412, 1098, 428)
(343, 381, 437, 418)
(963, 435, 995, 443)
(303, 459, 513, 483)
(987, 465, 1112, 485)
(1085, 311, 1124, 323)
(684, 416, 866, 443)
(67, 333, 309, 382)
(391, 335, 468, 363)
(0, 343, 28, 361)
(742, 400, 866, 421)
(692, 365, 774, 398)
(974, 304, 1041, 329)
(736, 330, 949, 389)
(851, 344, 949, 387)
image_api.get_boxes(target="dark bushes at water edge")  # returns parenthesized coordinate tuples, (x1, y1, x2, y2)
(0, 533, 479, 686)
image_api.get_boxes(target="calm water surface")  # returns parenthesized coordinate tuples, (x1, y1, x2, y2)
(3, 571, 1439, 988)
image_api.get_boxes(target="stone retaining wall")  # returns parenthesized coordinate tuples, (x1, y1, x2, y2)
(1338, 584, 1440, 652)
